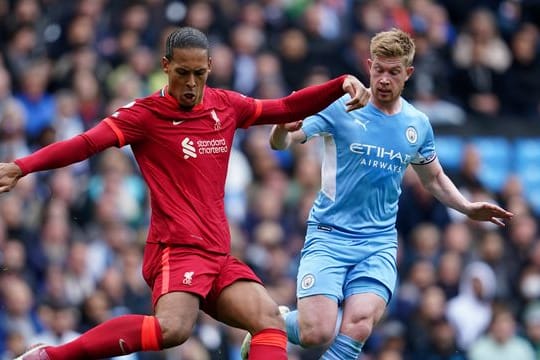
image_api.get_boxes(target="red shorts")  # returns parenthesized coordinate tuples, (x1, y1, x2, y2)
(142, 243, 262, 317)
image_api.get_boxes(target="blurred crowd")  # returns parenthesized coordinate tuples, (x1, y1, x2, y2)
(0, 0, 539, 359)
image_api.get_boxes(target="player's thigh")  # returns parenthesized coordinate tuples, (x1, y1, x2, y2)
(340, 293, 386, 347)
(341, 292, 387, 330)
(297, 294, 339, 335)
(154, 291, 201, 345)
(214, 280, 282, 333)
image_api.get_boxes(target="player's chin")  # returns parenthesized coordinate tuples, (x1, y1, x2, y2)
(179, 99, 196, 108)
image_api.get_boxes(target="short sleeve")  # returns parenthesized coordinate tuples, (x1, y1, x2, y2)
(106, 100, 150, 145)
(223, 91, 259, 128)
(411, 122, 437, 165)
(302, 98, 344, 140)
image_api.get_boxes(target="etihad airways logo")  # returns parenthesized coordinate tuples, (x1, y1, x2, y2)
(350, 143, 412, 173)
(181, 137, 228, 159)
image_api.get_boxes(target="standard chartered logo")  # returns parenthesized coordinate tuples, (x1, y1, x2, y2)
(181, 137, 228, 160)
(182, 138, 197, 159)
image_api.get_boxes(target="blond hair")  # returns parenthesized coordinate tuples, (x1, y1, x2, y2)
(370, 28, 416, 67)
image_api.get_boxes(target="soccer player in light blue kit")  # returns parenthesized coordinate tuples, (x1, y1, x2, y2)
(241, 28, 514, 360)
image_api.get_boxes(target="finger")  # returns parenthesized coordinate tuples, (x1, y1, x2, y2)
(345, 98, 362, 110)
(493, 209, 514, 218)
(346, 93, 360, 103)
(346, 103, 359, 112)
(344, 85, 357, 100)
(490, 217, 505, 227)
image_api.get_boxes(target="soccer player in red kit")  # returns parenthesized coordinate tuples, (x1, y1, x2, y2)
(1, 27, 370, 360)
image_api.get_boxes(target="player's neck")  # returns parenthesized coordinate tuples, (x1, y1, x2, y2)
(372, 98, 402, 115)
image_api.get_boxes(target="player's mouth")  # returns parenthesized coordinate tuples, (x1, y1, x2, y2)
(377, 88, 392, 96)
(182, 93, 197, 105)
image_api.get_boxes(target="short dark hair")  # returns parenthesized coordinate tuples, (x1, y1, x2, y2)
(165, 27, 209, 59)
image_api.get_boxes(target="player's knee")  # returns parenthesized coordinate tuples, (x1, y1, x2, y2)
(156, 316, 192, 348)
(341, 318, 375, 343)
(251, 305, 285, 333)
(299, 322, 335, 347)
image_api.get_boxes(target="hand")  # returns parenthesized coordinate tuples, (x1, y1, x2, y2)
(277, 120, 303, 132)
(342, 75, 371, 112)
(466, 202, 514, 226)
(0, 163, 23, 193)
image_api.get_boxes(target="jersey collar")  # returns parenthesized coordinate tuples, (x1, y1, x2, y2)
(161, 85, 205, 111)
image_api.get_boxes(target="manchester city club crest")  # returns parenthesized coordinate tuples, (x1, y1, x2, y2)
(406, 126, 418, 144)
(301, 274, 315, 289)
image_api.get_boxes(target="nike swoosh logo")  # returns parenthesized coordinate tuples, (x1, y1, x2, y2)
(173, 120, 184, 125)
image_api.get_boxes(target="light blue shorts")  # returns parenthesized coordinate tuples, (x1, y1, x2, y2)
(296, 224, 398, 304)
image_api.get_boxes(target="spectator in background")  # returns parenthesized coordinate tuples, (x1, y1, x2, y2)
(468, 305, 535, 360)
(436, 251, 463, 299)
(452, 8, 511, 117)
(397, 168, 451, 241)
(407, 30, 465, 125)
(453, 8, 512, 74)
(340, 32, 371, 85)
(0, 98, 30, 162)
(230, 23, 265, 96)
(523, 301, 540, 358)
(276, 28, 313, 92)
(406, 285, 448, 357)
(52, 90, 85, 142)
(501, 23, 540, 118)
(448, 143, 486, 198)
(0, 67, 18, 114)
(403, 223, 442, 274)
(3, 24, 45, 89)
(476, 230, 514, 300)
(421, 318, 466, 360)
(30, 302, 80, 347)
(15, 59, 56, 145)
(0, 275, 45, 352)
(446, 261, 497, 351)
(206, 43, 235, 90)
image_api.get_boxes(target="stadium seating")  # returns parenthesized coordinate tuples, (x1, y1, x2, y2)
(434, 135, 465, 172)
(514, 138, 540, 214)
(468, 136, 512, 193)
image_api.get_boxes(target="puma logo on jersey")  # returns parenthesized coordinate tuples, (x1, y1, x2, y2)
(354, 118, 369, 131)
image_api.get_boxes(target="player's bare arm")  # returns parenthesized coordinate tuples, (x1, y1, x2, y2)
(269, 121, 306, 150)
(412, 159, 513, 226)
(0, 162, 23, 193)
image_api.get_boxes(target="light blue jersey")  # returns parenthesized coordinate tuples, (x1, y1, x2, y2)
(297, 95, 436, 303)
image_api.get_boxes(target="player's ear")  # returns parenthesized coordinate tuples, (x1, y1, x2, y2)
(405, 66, 414, 80)
(207, 56, 212, 73)
(161, 56, 170, 73)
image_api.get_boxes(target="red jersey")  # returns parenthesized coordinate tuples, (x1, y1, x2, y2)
(106, 86, 259, 253)
(14, 75, 347, 254)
